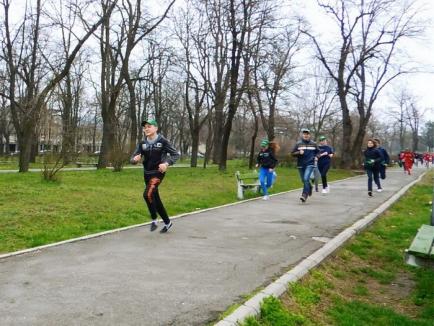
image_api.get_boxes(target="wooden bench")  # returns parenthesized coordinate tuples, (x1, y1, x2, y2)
(75, 162, 98, 168)
(235, 171, 260, 200)
(405, 224, 434, 268)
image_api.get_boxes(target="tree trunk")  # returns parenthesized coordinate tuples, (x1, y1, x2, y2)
(399, 129, 405, 149)
(412, 132, 418, 151)
(61, 75, 74, 164)
(203, 117, 213, 169)
(338, 90, 353, 169)
(212, 99, 224, 164)
(92, 108, 97, 153)
(30, 131, 38, 163)
(218, 0, 247, 171)
(18, 130, 32, 172)
(125, 73, 137, 152)
(248, 117, 259, 169)
(190, 127, 199, 168)
(267, 96, 276, 140)
(98, 112, 116, 168)
(351, 117, 369, 168)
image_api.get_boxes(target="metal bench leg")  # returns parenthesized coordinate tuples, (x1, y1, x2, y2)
(237, 185, 244, 200)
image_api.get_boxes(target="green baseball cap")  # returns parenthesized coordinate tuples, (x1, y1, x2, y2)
(301, 128, 310, 134)
(319, 136, 326, 141)
(141, 119, 158, 127)
(260, 139, 269, 147)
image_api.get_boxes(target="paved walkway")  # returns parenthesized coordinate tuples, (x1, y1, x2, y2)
(0, 168, 425, 326)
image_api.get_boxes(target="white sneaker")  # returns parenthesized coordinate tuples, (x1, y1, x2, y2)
(263, 195, 270, 200)
(322, 189, 327, 194)
(377, 188, 383, 192)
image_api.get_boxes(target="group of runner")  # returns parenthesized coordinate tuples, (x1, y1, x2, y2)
(256, 129, 334, 203)
(398, 150, 433, 174)
(130, 119, 428, 233)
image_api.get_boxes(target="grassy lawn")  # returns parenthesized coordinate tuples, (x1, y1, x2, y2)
(0, 155, 99, 170)
(0, 156, 195, 170)
(242, 171, 434, 326)
(0, 160, 354, 254)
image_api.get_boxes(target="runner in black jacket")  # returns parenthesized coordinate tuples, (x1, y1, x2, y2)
(291, 129, 320, 202)
(363, 139, 382, 197)
(131, 119, 180, 233)
(374, 138, 390, 180)
(318, 136, 334, 194)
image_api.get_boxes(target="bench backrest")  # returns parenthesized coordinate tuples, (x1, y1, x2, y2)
(408, 224, 434, 258)
(235, 171, 259, 183)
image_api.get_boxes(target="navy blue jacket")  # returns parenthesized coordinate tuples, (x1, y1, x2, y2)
(318, 145, 334, 166)
(256, 148, 278, 169)
(291, 139, 320, 168)
(377, 146, 390, 165)
(130, 135, 180, 176)
(363, 147, 382, 170)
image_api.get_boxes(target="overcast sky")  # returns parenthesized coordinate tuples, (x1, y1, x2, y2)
(5, 0, 434, 123)
(291, 0, 434, 122)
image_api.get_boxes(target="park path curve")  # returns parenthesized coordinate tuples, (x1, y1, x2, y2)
(0, 168, 425, 326)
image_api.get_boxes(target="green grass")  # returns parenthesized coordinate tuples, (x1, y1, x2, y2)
(241, 171, 434, 326)
(0, 155, 194, 170)
(0, 155, 99, 170)
(0, 160, 354, 253)
(243, 297, 307, 326)
(327, 299, 433, 326)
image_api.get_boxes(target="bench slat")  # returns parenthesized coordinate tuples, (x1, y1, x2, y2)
(407, 225, 434, 258)
(239, 174, 258, 179)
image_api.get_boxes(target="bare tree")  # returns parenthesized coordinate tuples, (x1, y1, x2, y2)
(253, 24, 301, 140)
(95, 0, 175, 169)
(174, 0, 211, 167)
(291, 68, 339, 140)
(0, 0, 117, 172)
(390, 88, 410, 150)
(203, 0, 230, 164)
(302, 0, 422, 168)
(405, 100, 424, 152)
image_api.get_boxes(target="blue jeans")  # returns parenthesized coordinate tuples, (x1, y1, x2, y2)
(298, 165, 315, 195)
(366, 168, 381, 192)
(259, 167, 274, 195)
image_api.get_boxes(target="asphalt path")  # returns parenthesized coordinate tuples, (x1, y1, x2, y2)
(0, 168, 424, 326)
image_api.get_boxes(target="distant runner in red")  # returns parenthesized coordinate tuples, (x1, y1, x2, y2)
(423, 152, 431, 168)
(402, 149, 414, 175)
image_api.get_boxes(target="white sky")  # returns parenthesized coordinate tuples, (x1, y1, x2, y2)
(291, 0, 434, 122)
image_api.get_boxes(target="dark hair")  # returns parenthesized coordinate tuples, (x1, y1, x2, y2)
(373, 138, 380, 144)
(367, 138, 377, 148)
(269, 140, 280, 154)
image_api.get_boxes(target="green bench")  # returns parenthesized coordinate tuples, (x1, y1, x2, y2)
(405, 224, 434, 268)
(235, 171, 260, 200)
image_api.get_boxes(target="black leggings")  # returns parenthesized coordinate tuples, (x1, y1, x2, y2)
(318, 163, 330, 188)
(144, 174, 170, 224)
